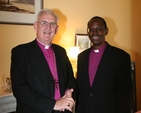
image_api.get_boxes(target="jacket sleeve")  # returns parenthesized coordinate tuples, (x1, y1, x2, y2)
(117, 53, 133, 113)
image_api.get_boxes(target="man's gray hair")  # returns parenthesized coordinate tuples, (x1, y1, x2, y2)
(36, 8, 59, 23)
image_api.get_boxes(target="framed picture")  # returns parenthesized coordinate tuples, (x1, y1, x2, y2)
(0, 0, 43, 25)
(75, 34, 91, 52)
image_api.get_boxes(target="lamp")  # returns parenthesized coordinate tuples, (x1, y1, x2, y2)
(69, 46, 80, 77)
(69, 46, 80, 61)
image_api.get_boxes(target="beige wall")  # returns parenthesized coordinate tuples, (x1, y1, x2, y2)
(0, 0, 141, 111)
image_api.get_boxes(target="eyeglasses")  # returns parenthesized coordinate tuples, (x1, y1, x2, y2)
(37, 21, 57, 27)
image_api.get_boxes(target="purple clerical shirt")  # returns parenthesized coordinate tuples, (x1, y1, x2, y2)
(36, 39, 61, 100)
(89, 43, 107, 86)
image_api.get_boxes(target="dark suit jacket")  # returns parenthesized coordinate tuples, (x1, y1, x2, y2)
(10, 40, 78, 113)
(75, 43, 133, 113)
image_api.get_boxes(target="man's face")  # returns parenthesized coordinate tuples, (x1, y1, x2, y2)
(34, 12, 59, 45)
(87, 18, 108, 49)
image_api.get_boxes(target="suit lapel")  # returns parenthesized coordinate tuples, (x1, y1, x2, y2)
(29, 40, 54, 81)
(80, 48, 92, 88)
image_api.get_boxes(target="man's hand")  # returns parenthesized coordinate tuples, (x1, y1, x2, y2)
(53, 89, 75, 112)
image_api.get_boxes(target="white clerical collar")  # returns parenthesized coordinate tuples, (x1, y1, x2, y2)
(94, 49, 99, 53)
(36, 38, 51, 49)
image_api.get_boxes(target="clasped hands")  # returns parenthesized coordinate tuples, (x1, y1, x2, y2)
(54, 89, 75, 112)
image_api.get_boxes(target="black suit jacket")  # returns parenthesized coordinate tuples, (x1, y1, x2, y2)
(10, 40, 78, 113)
(76, 43, 133, 113)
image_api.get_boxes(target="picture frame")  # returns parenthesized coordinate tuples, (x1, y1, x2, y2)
(0, 0, 43, 25)
(75, 34, 91, 52)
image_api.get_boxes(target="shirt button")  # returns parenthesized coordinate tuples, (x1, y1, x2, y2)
(90, 93, 93, 96)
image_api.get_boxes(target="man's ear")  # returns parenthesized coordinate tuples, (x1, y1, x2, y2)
(105, 28, 109, 36)
(55, 26, 59, 34)
(33, 22, 37, 31)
